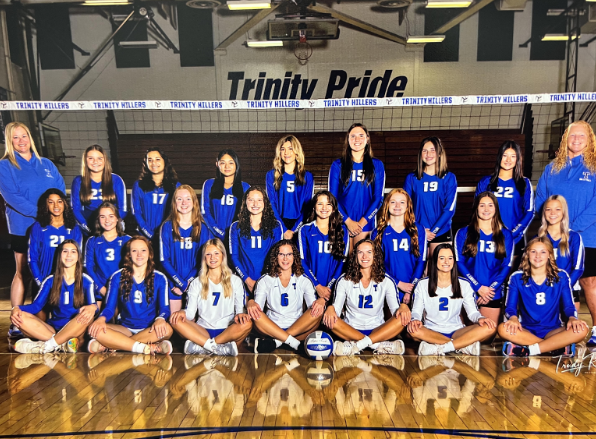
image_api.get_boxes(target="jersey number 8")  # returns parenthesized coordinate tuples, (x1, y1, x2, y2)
(536, 292, 546, 305)
(180, 237, 193, 250)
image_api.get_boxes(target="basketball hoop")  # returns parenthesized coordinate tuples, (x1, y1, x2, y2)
(294, 30, 313, 65)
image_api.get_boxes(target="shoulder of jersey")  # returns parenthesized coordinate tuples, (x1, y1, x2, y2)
(556, 268, 571, 279)
(40, 275, 55, 289)
(82, 273, 95, 284)
(112, 173, 124, 182)
(230, 220, 239, 229)
(383, 273, 398, 286)
(254, 273, 273, 287)
(336, 274, 348, 285)
(242, 181, 251, 190)
(110, 268, 124, 280)
(231, 273, 244, 284)
(154, 270, 168, 282)
(509, 270, 523, 281)
(297, 273, 315, 288)
(457, 276, 473, 286)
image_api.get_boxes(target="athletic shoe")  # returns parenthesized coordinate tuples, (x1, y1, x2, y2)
(368, 355, 405, 371)
(14, 338, 46, 354)
(502, 341, 529, 357)
(374, 340, 405, 355)
(145, 340, 173, 355)
(501, 357, 529, 372)
(254, 337, 277, 354)
(8, 325, 22, 338)
(333, 355, 363, 372)
(87, 339, 107, 354)
(211, 342, 239, 357)
(587, 328, 596, 347)
(454, 355, 480, 372)
(204, 355, 238, 371)
(58, 338, 79, 354)
(551, 344, 576, 358)
(14, 354, 45, 369)
(184, 355, 207, 370)
(333, 340, 360, 356)
(184, 340, 211, 355)
(418, 355, 446, 371)
(158, 355, 173, 371)
(455, 341, 480, 356)
(418, 341, 445, 356)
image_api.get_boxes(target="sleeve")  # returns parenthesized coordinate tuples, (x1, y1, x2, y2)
(328, 161, 349, 221)
(454, 228, 481, 292)
(534, 166, 550, 217)
(302, 277, 317, 308)
(114, 175, 127, 215)
(331, 278, 348, 315)
(430, 173, 457, 234)
(73, 226, 83, 251)
(253, 277, 267, 309)
(184, 278, 200, 321)
(560, 272, 578, 320)
(275, 221, 283, 242)
(569, 182, 596, 233)
(27, 224, 44, 286)
(403, 173, 414, 199)
(568, 233, 585, 287)
(488, 232, 514, 291)
(410, 282, 425, 322)
(155, 273, 171, 321)
(234, 277, 246, 314)
(228, 223, 246, 281)
(364, 160, 386, 224)
(99, 272, 120, 320)
(504, 274, 520, 320)
(294, 172, 314, 232)
(0, 164, 37, 218)
(298, 226, 318, 286)
(70, 177, 91, 234)
(511, 178, 534, 242)
(132, 182, 152, 239)
(384, 277, 400, 315)
(20, 276, 52, 315)
(84, 276, 96, 306)
(84, 238, 104, 291)
(411, 227, 428, 286)
(460, 280, 483, 323)
(159, 223, 187, 290)
(201, 179, 224, 238)
(266, 171, 285, 232)
(475, 176, 489, 198)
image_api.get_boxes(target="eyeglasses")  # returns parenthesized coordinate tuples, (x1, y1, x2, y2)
(279, 253, 294, 259)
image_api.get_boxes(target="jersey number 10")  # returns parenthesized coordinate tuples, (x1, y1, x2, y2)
(318, 241, 332, 253)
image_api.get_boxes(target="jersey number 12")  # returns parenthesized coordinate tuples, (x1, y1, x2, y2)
(358, 295, 373, 309)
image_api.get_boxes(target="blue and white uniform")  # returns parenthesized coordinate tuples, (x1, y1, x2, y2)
(404, 172, 458, 238)
(70, 174, 127, 235)
(266, 170, 314, 233)
(454, 226, 514, 301)
(328, 159, 385, 232)
(0, 155, 65, 236)
(20, 274, 96, 330)
(298, 221, 349, 290)
(159, 221, 211, 299)
(201, 179, 251, 239)
(84, 234, 132, 299)
(131, 181, 180, 239)
(475, 176, 534, 244)
(229, 220, 283, 282)
(371, 224, 427, 300)
(28, 222, 83, 287)
(547, 231, 585, 290)
(101, 269, 170, 330)
(505, 270, 577, 338)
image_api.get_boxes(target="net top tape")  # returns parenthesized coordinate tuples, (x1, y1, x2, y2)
(3, 92, 596, 111)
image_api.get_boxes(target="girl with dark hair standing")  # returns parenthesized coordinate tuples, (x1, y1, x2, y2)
(298, 191, 349, 302)
(132, 148, 180, 239)
(229, 186, 283, 293)
(12, 240, 97, 353)
(329, 123, 385, 248)
(71, 145, 127, 235)
(404, 137, 457, 258)
(29, 189, 82, 288)
(408, 244, 496, 356)
(454, 192, 514, 323)
(88, 236, 173, 355)
(202, 149, 250, 239)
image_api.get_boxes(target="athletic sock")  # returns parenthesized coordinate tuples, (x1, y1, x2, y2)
(529, 343, 541, 356)
(274, 339, 283, 348)
(132, 342, 146, 354)
(132, 355, 145, 367)
(285, 335, 300, 350)
(442, 341, 455, 353)
(370, 342, 380, 349)
(204, 338, 217, 352)
(356, 336, 373, 351)
(44, 336, 59, 353)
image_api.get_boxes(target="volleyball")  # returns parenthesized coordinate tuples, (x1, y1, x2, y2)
(304, 331, 334, 361)
(306, 361, 334, 390)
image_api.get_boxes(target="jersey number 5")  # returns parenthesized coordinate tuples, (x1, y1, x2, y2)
(358, 295, 373, 309)
(287, 181, 295, 192)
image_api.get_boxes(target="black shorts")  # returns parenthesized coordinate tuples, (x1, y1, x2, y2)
(430, 230, 452, 244)
(582, 248, 596, 278)
(10, 234, 28, 254)
(282, 218, 298, 232)
(573, 289, 581, 303)
(478, 298, 503, 309)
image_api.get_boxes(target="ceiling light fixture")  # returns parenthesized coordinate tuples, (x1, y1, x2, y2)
(426, 0, 472, 7)
(227, 0, 271, 10)
(541, 33, 580, 41)
(246, 40, 283, 47)
(407, 35, 446, 43)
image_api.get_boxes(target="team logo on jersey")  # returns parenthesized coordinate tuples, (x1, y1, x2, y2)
(44, 168, 54, 178)
(579, 172, 592, 182)
(373, 285, 378, 292)
(293, 283, 297, 290)
(118, 240, 122, 246)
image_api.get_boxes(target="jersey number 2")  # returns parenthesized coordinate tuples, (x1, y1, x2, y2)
(358, 295, 373, 309)
(438, 297, 449, 311)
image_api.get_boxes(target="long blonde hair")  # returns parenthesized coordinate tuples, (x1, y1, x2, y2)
(552, 120, 596, 173)
(273, 135, 306, 190)
(537, 195, 570, 257)
(166, 184, 204, 242)
(2, 122, 41, 168)
(199, 239, 233, 300)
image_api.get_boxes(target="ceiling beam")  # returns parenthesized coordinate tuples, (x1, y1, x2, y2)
(430, 0, 495, 35)
(215, 4, 281, 51)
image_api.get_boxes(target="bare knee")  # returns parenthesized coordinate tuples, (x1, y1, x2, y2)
(581, 276, 596, 292)
(238, 319, 253, 336)
(497, 323, 508, 339)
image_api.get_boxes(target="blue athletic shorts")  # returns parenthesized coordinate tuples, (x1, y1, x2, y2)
(440, 331, 456, 339)
(525, 325, 561, 339)
(359, 329, 373, 336)
(207, 328, 226, 338)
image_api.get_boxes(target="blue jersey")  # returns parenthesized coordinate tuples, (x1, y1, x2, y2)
(159, 220, 211, 294)
(298, 221, 349, 289)
(71, 174, 127, 235)
(229, 220, 283, 281)
(328, 158, 385, 232)
(20, 274, 96, 330)
(201, 179, 251, 239)
(131, 181, 180, 239)
(548, 231, 585, 289)
(101, 269, 170, 329)
(475, 176, 534, 244)
(505, 270, 577, 332)
(266, 170, 314, 233)
(404, 172, 457, 237)
(454, 226, 514, 300)
(28, 222, 83, 287)
(84, 234, 132, 296)
(371, 224, 427, 298)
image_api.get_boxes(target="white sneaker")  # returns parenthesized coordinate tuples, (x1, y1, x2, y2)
(144, 340, 173, 355)
(418, 355, 447, 371)
(184, 355, 206, 370)
(454, 355, 480, 371)
(418, 341, 445, 356)
(455, 341, 481, 356)
(14, 354, 45, 369)
(211, 342, 239, 357)
(333, 355, 363, 372)
(14, 338, 47, 354)
(368, 355, 405, 370)
(333, 341, 360, 356)
(374, 340, 405, 355)
(184, 340, 211, 355)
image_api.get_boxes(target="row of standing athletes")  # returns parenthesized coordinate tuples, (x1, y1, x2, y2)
(2, 121, 593, 357)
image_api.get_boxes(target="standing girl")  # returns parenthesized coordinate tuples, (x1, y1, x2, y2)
(202, 149, 250, 239)
(298, 191, 349, 302)
(329, 123, 385, 248)
(12, 240, 96, 353)
(71, 145, 127, 235)
(537, 195, 585, 309)
(266, 135, 314, 240)
(88, 236, 173, 355)
(160, 185, 211, 312)
(29, 189, 83, 288)
(229, 186, 283, 293)
(132, 147, 179, 240)
(84, 202, 131, 304)
(404, 137, 457, 258)
(455, 192, 514, 323)
(372, 188, 427, 304)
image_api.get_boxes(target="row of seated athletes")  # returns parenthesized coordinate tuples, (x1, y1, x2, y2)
(11, 228, 588, 359)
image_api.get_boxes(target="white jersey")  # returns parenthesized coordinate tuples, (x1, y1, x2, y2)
(185, 369, 244, 415)
(333, 275, 400, 331)
(411, 277, 483, 334)
(254, 274, 316, 329)
(184, 274, 245, 330)
(412, 368, 475, 415)
(257, 373, 313, 418)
